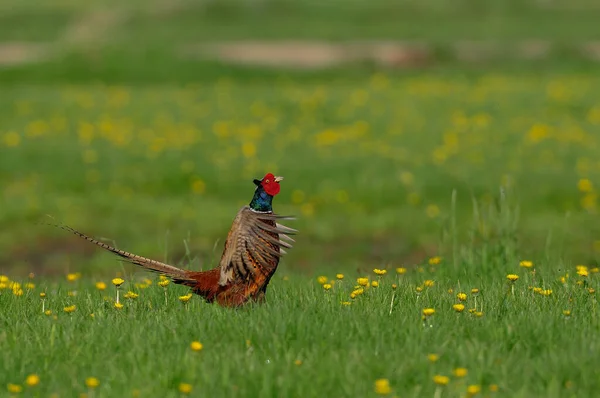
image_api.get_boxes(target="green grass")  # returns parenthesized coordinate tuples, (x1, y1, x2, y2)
(2, 233, 598, 397)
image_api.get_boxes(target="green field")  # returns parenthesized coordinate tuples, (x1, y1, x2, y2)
(2, 0, 600, 396)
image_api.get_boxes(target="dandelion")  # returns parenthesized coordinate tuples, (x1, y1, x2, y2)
(519, 260, 533, 268)
(489, 384, 499, 392)
(447, 288, 454, 294)
(114, 302, 123, 309)
(85, 377, 99, 389)
(471, 288, 479, 295)
(323, 283, 332, 290)
(158, 278, 169, 305)
(467, 384, 482, 396)
(589, 288, 596, 294)
(341, 301, 352, 306)
(429, 256, 442, 265)
(357, 277, 369, 286)
(474, 311, 484, 317)
(373, 268, 387, 276)
(124, 291, 139, 299)
(350, 288, 364, 299)
(396, 267, 407, 274)
(506, 274, 519, 282)
(40, 292, 46, 312)
(44, 310, 52, 316)
(179, 383, 192, 395)
(25, 283, 35, 289)
(563, 310, 571, 317)
(66, 273, 81, 282)
(371, 281, 379, 288)
(453, 368, 468, 378)
(374, 378, 392, 395)
(540, 289, 553, 296)
(336, 274, 344, 280)
(457, 292, 467, 301)
(179, 293, 193, 303)
(317, 276, 328, 285)
(7, 384, 23, 393)
(422, 308, 435, 317)
(63, 305, 76, 313)
(424, 279, 435, 287)
(294, 359, 302, 366)
(428, 354, 439, 362)
(577, 267, 589, 277)
(453, 303, 465, 312)
(433, 375, 450, 385)
(391, 284, 397, 289)
(25, 374, 40, 387)
(190, 341, 203, 352)
(95, 282, 107, 291)
(112, 278, 124, 287)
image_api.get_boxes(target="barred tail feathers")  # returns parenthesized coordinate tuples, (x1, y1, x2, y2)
(54, 224, 193, 281)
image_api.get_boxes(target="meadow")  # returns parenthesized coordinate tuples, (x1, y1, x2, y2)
(2, 0, 600, 397)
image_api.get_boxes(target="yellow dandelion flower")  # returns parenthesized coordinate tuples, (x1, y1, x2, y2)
(453, 368, 468, 378)
(391, 284, 397, 289)
(317, 276, 328, 285)
(424, 279, 434, 287)
(374, 378, 392, 395)
(39, 292, 46, 298)
(179, 383, 192, 394)
(336, 274, 344, 280)
(506, 274, 519, 282)
(475, 311, 484, 317)
(25, 282, 35, 289)
(471, 288, 480, 295)
(457, 292, 467, 301)
(0, 275, 9, 283)
(323, 283, 332, 290)
(66, 273, 81, 282)
(13, 289, 24, 296)
(429, 256, 442, 265)
(114, 302, 123, 309)
(190, 341, 203, 352)
(447, 288, 454, 294)
(467, 384, 482, 396)
(124, 291, 139, 299)
(357, 277, 369, 286)
(540, 289, 553, 296)
(44, 310, 52, 316)
(179, 293, 193, 302)
(489, 384, 499, 392)
(422, 308, 435, 317)
(577, 268, 589, 277)
(453, 303, 465, 312)
(591, 267, 600, 274)
(25, 374, 40, 386)
(371, 281, 379, 288)
(519, 260, 533, 268)
(7, 384, 23, 393)
(112, 278, 124, 287)
(433, 375, 450, 386)
(158, 279, 170, 287)
(578, 178, 593, 192)
(341, 301, 352, 306)
(373, 268, 387, 276)
(95, 282, 107, 291)
(563, 310, 571, 316)
(85, 377, 99, 388)
(396, 267, 407, 274)
(294, 359, 302, 366)
(589, 288, 596, 294)
(63, 305, 76, 313)
(428, 354, 439, 362)
(415, 286, 423, 293)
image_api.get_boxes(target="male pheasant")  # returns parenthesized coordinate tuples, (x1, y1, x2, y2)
(54, 173, 296, 307)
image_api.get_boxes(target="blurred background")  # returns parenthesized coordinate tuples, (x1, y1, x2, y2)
(1, 0, 600, 278)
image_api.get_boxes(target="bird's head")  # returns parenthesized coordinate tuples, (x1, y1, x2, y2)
(253, 173, 283, 196)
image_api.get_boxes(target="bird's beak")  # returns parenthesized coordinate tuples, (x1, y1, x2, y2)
(274, 176, 284, 183)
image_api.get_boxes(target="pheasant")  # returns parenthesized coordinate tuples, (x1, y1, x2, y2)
(53, 173, 296, 307)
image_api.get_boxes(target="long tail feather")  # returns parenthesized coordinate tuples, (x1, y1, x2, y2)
(47, 222, 193, 281)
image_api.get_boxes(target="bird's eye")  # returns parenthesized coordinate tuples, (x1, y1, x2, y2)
(265, 179, 270, 183)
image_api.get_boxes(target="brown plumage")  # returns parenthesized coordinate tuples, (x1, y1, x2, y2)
(52, 173, 296, 307)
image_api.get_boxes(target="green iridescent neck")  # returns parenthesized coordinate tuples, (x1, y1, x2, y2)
(249, 186, 274, 212)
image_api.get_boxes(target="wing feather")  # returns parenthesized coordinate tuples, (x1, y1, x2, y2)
(218, 206, 296, 286)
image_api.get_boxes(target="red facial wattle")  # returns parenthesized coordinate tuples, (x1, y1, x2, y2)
(261, 173, 281, 196)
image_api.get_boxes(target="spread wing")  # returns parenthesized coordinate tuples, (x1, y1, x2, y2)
(218, 206, 297, 286)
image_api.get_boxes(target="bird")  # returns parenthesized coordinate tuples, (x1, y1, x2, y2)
(52, 173, 297, 307)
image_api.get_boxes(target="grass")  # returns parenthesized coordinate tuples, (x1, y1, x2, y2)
(2, 221, 599, 397)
